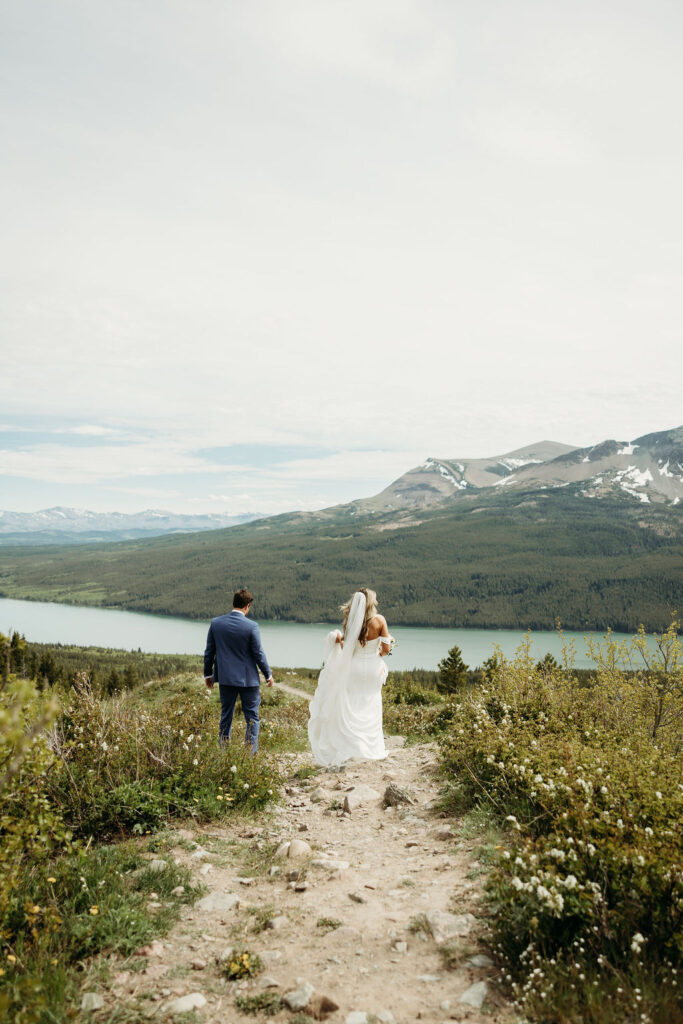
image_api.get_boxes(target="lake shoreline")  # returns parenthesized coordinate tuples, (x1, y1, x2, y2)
(0, 589, 656, 635)
(0, 595, 658, 671)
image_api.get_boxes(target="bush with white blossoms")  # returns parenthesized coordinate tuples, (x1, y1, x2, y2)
(439, 622, 682, 1024)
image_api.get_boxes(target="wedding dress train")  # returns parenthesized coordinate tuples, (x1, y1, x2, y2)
(308, 593, 389, 767)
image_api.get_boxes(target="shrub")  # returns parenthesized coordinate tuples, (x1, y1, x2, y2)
(438, 624, 683, 1023)
(223, 948, 262, 979)
(0, 679, 71, 931)
(46, 676, 283, 839)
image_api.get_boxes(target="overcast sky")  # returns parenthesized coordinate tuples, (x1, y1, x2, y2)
(1, 0, 681, 515)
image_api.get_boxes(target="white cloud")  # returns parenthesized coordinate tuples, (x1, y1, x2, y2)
(0, 1, 681, 513)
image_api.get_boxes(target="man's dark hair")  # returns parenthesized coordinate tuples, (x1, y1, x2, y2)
(233, 588, 254, 609)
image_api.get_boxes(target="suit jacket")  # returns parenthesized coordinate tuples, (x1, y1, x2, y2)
(203, 610, 271, 687)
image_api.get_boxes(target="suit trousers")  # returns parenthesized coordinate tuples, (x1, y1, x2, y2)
(218, 684, 261, 753)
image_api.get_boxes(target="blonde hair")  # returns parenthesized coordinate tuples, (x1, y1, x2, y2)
(340, 587, 378, 647)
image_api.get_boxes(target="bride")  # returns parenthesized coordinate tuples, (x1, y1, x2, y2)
(308, 587, 394, 767)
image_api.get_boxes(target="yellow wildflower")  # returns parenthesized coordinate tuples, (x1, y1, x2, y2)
(89, 906, 99, 916)
(47, 877, 57, 884)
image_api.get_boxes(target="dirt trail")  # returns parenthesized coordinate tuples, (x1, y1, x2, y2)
(273, 680, 313, 701)
(105, 719, 514, 1023)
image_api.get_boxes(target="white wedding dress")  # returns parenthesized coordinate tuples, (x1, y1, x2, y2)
(308, 592, 391, 767)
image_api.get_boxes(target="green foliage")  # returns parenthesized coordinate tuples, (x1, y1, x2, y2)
(535, 652, 560, 674)
(47, 676, 282, 839)
(22, 642, 197, 696)
(316, 917, 343, 933)
(235, 992, 284, 1015)
(437, 645, 469, 694)
(0, 842, 197, 1024)
(0, 679, 70, 930)
(0, 659, 310, 1022)
(0, 489, 680, 630)
(438, 622, 683, 1023)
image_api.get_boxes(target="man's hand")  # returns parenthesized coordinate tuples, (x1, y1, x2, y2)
(266, 676, 274, 688)
(205, 676, 214, 689)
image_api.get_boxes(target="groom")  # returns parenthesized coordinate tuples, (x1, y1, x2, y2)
(203, 588, 274, 753)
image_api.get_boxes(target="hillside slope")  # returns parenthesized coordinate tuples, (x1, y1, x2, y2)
(0, 489, 680, 631)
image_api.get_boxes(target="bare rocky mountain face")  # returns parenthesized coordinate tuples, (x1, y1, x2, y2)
(353, 426, 682, 512)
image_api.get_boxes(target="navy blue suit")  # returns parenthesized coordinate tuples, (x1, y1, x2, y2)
(204, 610, 271, 751)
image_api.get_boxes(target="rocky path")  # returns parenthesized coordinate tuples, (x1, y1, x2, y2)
(103, 738, 513, 1023)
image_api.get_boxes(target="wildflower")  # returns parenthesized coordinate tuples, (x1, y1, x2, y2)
(631, 933, 646, 954)
(656, 791, 662, 800)
(231, 765, 237, 773)
(47, 877, 57, 884)
(243, 783, 250, 790)
(193, 757, 199, 765)
(6, 955, 16, 963)
(216, 795, 223, 801)
(101, 741, 108, 751)
(89, 906, 99, 915)
(267, 789, 273, 795)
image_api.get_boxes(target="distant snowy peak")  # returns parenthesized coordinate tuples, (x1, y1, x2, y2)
(358, 427, 682, 512)
(0, 507, 263, 538)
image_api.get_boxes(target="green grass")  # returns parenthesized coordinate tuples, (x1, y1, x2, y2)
(235, 992, 284, 1015)
(408, 913, 430, 935)
(0, 842, 200, 1023)
(246, 904, 277, 934)
(316, 917, 343, 933)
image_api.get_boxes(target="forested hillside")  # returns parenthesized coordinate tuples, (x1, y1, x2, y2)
(0, 489, 680, 631)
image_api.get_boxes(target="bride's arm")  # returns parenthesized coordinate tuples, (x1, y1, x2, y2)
(376, 615, 394, 657)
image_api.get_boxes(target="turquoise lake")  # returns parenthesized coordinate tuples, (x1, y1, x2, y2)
(0, 597, 647, 670)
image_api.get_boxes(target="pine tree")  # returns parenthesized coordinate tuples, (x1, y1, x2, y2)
(123, 665, 138, 690)
(536, 652, 560, 674)
(106, 669, 120, 696)
(437, 645, 469, 695)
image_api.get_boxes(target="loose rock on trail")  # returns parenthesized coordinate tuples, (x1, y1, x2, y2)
(101, 721, 514, 1022)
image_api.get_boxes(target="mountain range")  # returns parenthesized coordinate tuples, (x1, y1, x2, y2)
(0, 507, 261, 545)
(0, 425, 680, 632)
(355, 427, 682, 514)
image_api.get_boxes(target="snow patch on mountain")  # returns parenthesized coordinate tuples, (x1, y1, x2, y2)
(614, 466, 653, 503)
(499, 457, 543, 470)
